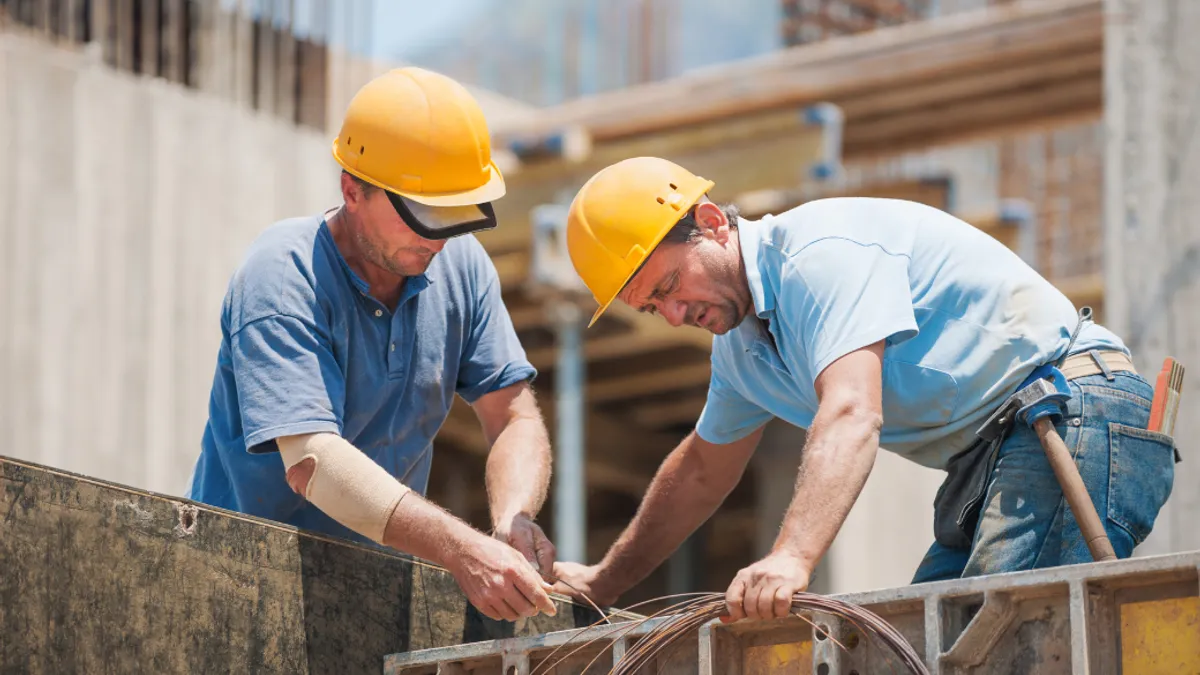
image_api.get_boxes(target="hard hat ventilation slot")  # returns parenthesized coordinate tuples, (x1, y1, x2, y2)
(669, 183, 678, 190)
(347, 136, 352, 144)
(656, 197, 665, 204)
(360, 145, 365, 154)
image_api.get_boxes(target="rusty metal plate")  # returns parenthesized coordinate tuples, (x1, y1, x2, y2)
(742, 640, 813, 674)
(1120, 596, 1200, 674)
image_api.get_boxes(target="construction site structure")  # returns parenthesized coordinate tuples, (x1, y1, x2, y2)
(387, 551, 1200, 674)
(4, 454, 1198, 673)
(1, 0, 1198, 626)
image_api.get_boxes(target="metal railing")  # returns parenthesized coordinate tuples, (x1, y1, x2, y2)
(384, 551, 1200, 674)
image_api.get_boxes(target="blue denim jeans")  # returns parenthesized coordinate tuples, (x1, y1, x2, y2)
(912, 371, 1178, 583)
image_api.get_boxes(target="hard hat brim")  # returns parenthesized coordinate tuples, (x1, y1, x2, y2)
(395, 162, 507, 207)
(332, 139, 508, 207)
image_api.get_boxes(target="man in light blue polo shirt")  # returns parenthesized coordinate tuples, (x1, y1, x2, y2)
(551, 157, 1177, 622)
(186, 68, 558, 623)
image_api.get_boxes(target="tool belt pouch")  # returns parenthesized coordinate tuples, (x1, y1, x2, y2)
(933, 432, 1007, 549)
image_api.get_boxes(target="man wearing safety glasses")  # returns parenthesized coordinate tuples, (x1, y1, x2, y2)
(185, 68, 558, 623)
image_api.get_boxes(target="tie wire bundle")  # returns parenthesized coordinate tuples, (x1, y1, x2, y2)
(531, 589, 931, 675)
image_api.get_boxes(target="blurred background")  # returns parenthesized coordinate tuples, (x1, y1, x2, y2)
(1, 0, 1196, 612)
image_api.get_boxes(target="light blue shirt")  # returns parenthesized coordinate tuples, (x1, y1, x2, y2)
(186, 214, 535, 545)
(696, 198, 1126, 469)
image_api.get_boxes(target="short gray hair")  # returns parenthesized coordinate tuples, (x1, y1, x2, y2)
(342, 169, 378, 195)
(661, 203, 740, 245)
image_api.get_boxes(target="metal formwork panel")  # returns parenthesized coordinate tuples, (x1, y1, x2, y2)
(385, 552, 1200, 674)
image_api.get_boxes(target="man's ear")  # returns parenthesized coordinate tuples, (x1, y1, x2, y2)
(693, 201, 731, 242)
(340, 172, 364, 212)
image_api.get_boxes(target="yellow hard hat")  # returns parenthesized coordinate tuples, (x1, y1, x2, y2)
(566, 157, 715, 326)
(332, 67, 505, 239)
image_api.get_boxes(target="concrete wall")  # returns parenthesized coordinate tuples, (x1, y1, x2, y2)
(0, 32, 340, 496)
(1104, 0, 1200, 556)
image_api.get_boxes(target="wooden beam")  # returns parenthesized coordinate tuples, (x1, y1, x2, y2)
(629, 394, 708, 429)
(506, 303, 548, 333)
(588, 362, 712, 403)
(492, 250, 530, 290)
(527, 327, 705, 371)
(962, 209, 1025, 253)
(436, 399, 653, 496)
(1055, 273, 1103, 309)
(495, 0, 1102, 142)
(484, 115, 831, 254)
(836, 46, 1101, 122)
(735, 177, 952, 219)
(843, 75, 1103, 158)
(476, 0, 1102, 256)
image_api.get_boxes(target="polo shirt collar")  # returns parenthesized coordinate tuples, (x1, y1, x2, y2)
(319, 217, 432, 303)
(737, 217, 775, 319)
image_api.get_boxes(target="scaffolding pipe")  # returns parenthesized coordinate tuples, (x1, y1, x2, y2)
(552, 302, 587, 563)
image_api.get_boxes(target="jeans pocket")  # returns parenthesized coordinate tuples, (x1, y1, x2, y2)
(1107, 423, 1177, 544)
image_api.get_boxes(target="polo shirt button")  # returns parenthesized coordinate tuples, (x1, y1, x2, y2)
(390, 343, 395, 352)
(374, 309, 383, 317)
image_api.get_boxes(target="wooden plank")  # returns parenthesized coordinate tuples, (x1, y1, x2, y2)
(484, 114, 830, 255)
(843, 76, 1103, 157)
(588, 362, 712, 403)
(0, 456, 606, 673)
(437, 399, 652, 497)
(496, 0, 1102, 142)
(630, 394, 708, 429)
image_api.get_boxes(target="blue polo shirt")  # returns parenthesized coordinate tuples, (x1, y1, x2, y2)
(186, 214, 535, 544)
(696, 198, 1126, 469)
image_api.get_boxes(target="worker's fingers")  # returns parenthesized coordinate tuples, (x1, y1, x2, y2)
(747, 582, 763, 621)
(773, 587, 794, 620)
(723, 577, 747, 623)
(471, 596, 504, 622)
(533, 533, 557, 577)
(495, 596, 523, 623)
(512, 566, 558, 617)
(760, 581, 783, 620)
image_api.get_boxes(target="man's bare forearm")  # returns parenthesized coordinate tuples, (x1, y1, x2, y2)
(382, 490, 482, 565)
(486, 415, 552, 525)
(772, 399, 881, 568)
(597, 431, 748, 595)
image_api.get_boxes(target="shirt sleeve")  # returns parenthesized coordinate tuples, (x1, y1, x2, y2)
(695, 360, 774, 445)
(783, 238, 919, 379)
(231, 313, 345, 453)
(455, 256, 537, 404)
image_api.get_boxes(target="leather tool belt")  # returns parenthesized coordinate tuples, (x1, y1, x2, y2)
(932, 349, 1136, 550)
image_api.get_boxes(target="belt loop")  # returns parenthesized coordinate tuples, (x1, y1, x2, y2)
(1089, 349, 1115, 381)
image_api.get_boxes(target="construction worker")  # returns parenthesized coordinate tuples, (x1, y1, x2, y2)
(551, 157, 1177, 621)
(185, 68, 557, 623)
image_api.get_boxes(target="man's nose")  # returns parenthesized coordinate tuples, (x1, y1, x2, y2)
(662, 300, 686, 327)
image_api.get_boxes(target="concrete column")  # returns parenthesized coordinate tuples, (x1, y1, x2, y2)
(1104, 0, 1200, 556)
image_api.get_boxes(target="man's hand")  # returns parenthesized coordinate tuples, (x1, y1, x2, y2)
(550, 561, 620, 609)
(447, 532, 559, 623)
(722, 551, 811, 623)
(494, 512, 556, 578)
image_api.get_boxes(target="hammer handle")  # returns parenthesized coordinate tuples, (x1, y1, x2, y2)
(1033, 418, 1118, 562)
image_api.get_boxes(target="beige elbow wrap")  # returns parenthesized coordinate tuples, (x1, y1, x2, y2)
(278, 433, 410, 544)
